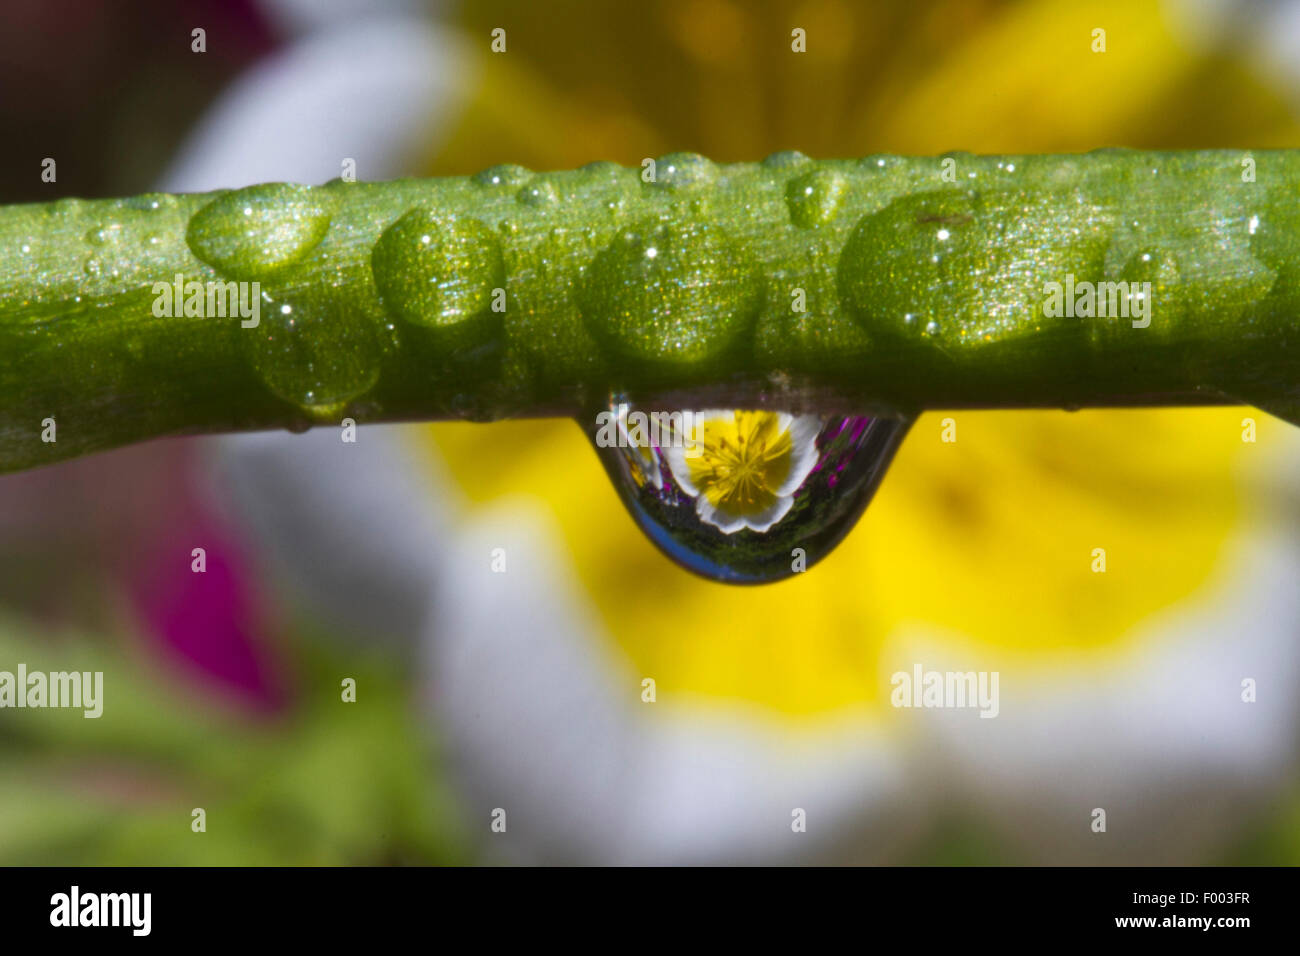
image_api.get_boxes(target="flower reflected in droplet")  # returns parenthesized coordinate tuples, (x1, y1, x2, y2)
(663, 410, 821, 533)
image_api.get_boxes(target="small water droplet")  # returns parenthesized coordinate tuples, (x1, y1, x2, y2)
(186, 183, 334, 279)
(472, 163, 532, 188)
(516, 178, 560, 207)
(585, 397, 911, 582)
(581, 215, 760, 366)
(124, 192, 173, 212)
(651, 152, 717, 191)
(245, 287, 381, 414)
(761, 150, 811, 169)
(371, 207, 504, 350)
(578, 160, 625, 182)
(785, 168, 847, 228)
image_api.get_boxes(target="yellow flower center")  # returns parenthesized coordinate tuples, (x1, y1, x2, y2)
(684, 411, 793, 517)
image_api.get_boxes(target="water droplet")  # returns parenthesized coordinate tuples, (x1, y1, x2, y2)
(761, 150, 811, 169)
(838, 189, 1110, 346)
(1247, 198, 1300, 303)
(585, 398, 911, 583)
(651, 152, 717, 191)
(785, 168, 847, 228)
(1118, 246, 1178, 321)
(580, 216, 760, 367)
(472, 163, 532, 188)
(516, 178, 560, 207)
(578, 160, 625, 182)
(371, 207, 504, 350)
(124, 192, 173, 212)
(244, 287, 381, 415)
(186, 183, 334, 279)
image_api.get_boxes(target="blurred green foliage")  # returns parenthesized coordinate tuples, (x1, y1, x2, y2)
(0, 616, 467, 865)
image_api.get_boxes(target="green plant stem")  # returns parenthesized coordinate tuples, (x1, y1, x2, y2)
(1, 149, 1298, 474)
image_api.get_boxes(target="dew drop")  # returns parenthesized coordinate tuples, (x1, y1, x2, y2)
(124, 192, 173, 212)
(651, 152, 717, 191)
(472, 163, 532, 188)
(371, 207, 505, 350)
(186, 183, 334, 279)
(581, 216, 759, 367)
(785, 168, 847, 228)
(761, 150, 811, 169)
(585, 397, 911, 583)
(1118, 246, 1178, 326)
(838, 189, 1109, 346)
(516, 178, 560, 207)
(244, 287, 381, 415)
(579, 160, 624, 179)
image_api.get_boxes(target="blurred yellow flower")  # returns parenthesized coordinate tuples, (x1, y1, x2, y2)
(423, 0, 1300, 716)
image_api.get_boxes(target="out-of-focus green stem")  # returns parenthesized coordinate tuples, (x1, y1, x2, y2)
(1, 149, 1297, 474)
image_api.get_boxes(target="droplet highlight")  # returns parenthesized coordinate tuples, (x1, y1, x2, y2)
(587, 397, 911, 583)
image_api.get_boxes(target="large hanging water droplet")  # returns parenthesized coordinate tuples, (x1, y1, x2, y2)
(585, 398, 910, 583)
(186, 183, 334, 279)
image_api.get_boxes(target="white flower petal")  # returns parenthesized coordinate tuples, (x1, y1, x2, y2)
(161, 18, 471, 191)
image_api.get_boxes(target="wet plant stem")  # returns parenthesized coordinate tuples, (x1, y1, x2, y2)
(1, 149, 1297, 474)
